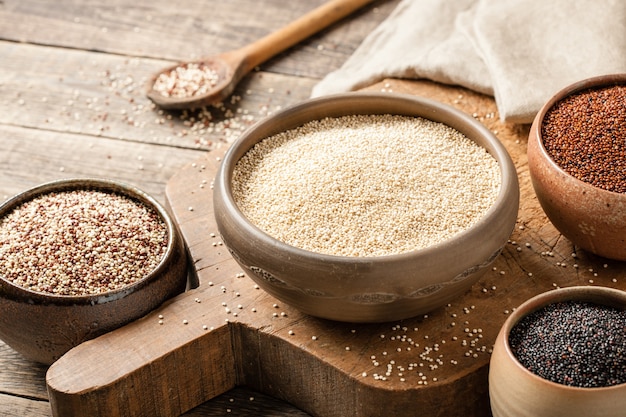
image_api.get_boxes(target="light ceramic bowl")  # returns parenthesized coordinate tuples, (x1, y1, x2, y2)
(528, 74, 626, 260)
(489, 286, 626, 417)
(213, 92, 519, 323)
(0, 178, 189, 364)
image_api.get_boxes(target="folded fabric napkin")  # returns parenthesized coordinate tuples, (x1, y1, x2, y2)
(312, 0, 626, 123)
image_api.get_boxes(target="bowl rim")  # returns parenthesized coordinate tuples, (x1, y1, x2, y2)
(0, 177, 178, 305)
(217, 91, 519, 263)
(500, 285, 626, 392)
(531, 73, 626, 198)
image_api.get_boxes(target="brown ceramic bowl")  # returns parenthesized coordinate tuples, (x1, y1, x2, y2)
(489, 286, 626, 417)
(0, 178, 189, 364)
(528, 74, 626, 260)
(213, 92, 519, 323)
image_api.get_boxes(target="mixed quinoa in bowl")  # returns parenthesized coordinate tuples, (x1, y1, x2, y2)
(0, 188, 168, 296)
(0, 178, 189, 364)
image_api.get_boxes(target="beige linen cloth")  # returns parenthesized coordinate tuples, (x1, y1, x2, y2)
(312, 0, 626, 123)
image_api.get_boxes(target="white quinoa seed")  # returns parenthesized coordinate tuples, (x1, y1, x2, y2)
(232, 115, 501, 257)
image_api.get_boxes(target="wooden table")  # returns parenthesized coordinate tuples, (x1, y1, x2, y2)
(3, 1, 626, 416)
(0, 1, 399, 415)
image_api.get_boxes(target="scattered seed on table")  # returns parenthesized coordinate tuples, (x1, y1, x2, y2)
(232, 114, 501, 257)
(509, 300, 626, 387)
(0, 189, 167, 296)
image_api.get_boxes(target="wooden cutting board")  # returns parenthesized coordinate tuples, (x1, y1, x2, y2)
(46, 79, 626, 417)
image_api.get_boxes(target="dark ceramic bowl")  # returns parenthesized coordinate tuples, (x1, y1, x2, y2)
(528, 74, 626, 260)
(489, 286, 626, 417)
(0, 178, 189, 364)
(213, 92, 520, 323)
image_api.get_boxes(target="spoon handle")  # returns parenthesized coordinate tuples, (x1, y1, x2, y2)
(236, 0, 375, 72)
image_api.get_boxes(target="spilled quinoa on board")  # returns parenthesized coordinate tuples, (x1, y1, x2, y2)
(232, 114, 501, 257)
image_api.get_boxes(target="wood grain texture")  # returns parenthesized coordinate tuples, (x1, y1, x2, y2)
(0, 343, 48, 400)
(0, 40, 316, 152)
(0, 0, 401, 413)
(1, 0, 390, 411)
(0, 393, 50, 417)
(183, 387, 310, 416)
(0, 124, 203, 206)
(0, 0, 395, 78)
(3, 0, 623, 415)
(45, 79, 626, 417)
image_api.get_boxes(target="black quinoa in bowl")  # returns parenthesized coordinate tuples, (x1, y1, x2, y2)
(509, 300, 626, 388)
(490, 286, 626, 417)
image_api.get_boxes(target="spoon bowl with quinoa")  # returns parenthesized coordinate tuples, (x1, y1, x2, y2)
(0, 178, 189, 364)
(214, 93, 519, 323)
(528, 73, 626, 261)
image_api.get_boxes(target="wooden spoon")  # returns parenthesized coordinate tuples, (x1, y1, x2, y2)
(147, 0, 375, 110)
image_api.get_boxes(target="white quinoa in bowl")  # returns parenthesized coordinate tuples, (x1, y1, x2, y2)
(214, 93, 519, 322)
(232, 114, 501, 257)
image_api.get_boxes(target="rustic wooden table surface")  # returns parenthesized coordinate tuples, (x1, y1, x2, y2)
(3, 1, 626, 417)
(0, 1, 400, 415)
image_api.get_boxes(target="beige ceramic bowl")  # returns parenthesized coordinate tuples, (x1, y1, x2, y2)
(489, 286, 626, 417)
(528, 74, 626, 260)
(213, 93, 519, 323)
(0, 178, 189, 364)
